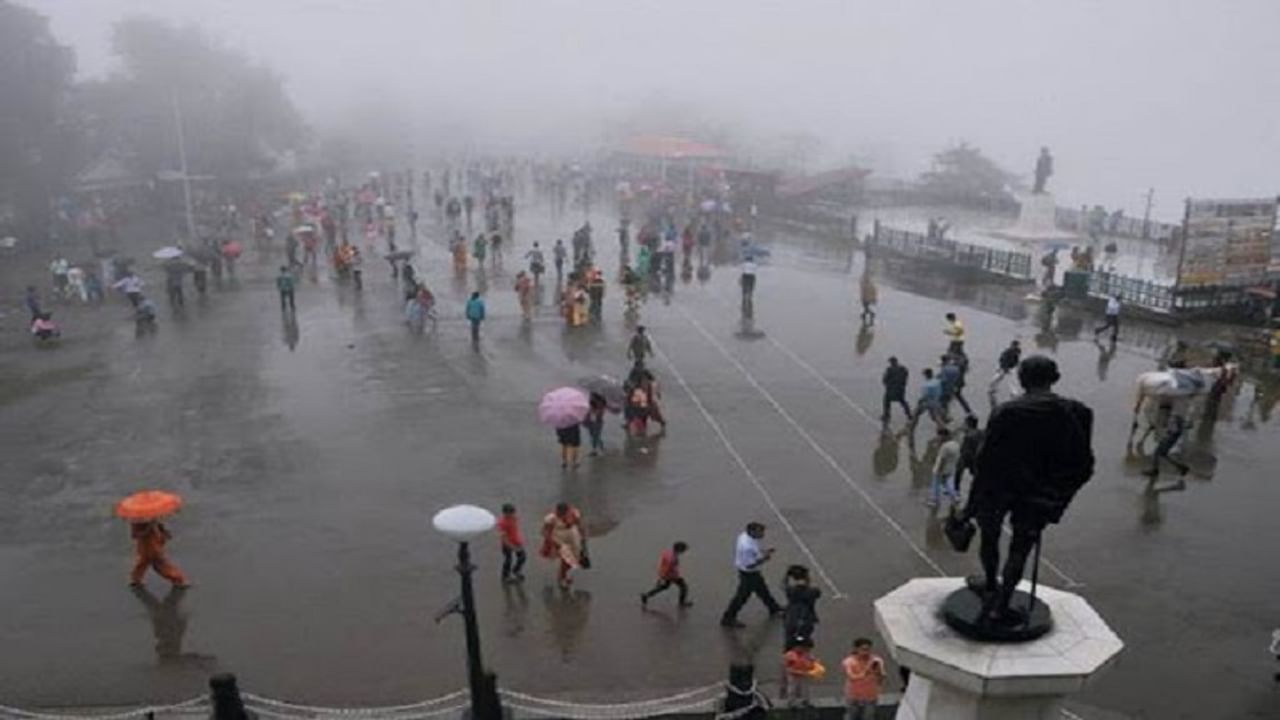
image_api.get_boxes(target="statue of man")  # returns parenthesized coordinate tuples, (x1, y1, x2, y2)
(1033, 147, 1054, 194)
(964, 355, 1093, 623)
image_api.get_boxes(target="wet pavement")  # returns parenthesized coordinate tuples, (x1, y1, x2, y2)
(1, 204, 1278, 719)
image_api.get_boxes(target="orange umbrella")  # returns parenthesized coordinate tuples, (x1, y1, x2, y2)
(115, 491, 183, 521)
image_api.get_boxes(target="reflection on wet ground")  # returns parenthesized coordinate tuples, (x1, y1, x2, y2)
(0, 204, 1278, 719)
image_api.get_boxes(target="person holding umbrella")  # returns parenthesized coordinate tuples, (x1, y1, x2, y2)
(540, 386, 591, 468)
(556, 420, 582, 469)
(116, 491, 189, 588)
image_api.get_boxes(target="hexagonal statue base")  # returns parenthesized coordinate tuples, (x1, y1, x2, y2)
(875, 578, 1123, 720)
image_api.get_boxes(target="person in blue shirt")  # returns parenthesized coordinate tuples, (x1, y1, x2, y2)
(939, 354, 973, 418)
(911, 368, 945, 435)
(465, 292, 485, 348)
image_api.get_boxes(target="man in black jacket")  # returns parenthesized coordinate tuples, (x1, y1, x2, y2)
(881, 357, 912, 424)
(965, 355, 1094, 622)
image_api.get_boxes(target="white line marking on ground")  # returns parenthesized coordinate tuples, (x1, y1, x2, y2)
(651, 342, 846, 599)
(676, 305, 947, 577)
(700, 288, 1086, 589)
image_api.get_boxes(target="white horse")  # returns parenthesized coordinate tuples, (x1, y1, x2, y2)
(1129, 364, 1237, 448)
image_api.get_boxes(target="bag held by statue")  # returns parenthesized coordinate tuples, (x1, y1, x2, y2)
(944, 509, 976, 552)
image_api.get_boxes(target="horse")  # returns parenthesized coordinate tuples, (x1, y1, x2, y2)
(1129, 364, 1237, 471)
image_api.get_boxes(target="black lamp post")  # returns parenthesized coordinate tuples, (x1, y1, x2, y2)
(433, 505, 504, 720)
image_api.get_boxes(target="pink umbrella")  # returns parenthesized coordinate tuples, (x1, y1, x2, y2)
(539, 387, 590, 429)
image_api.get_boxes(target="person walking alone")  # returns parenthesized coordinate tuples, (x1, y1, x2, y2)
(881, 357, 912, 424)
(465, 291, 485, 348)
(496, 503, 526, 583)
(640, 541, 692, 608)
(128, 520, 189, 588)
(552, 239, 567, 284)
(859, 273, 877, 324)
(719, 522, 784, 628)
(943, 312, 965, 356)
(1094, 295, 1121, 343)
(276, 266, 296, 313)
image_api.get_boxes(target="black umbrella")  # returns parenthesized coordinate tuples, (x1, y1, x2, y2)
(576, 375, 625, 412)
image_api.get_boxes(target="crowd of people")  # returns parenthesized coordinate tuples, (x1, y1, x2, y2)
(21, 153, 1271, 716)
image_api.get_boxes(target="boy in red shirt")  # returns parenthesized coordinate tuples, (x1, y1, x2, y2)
(496, 504, 526, 583)
(841, 637, 885, 720)
(640, 541, 691, 608)
(782, 636, 822, 708)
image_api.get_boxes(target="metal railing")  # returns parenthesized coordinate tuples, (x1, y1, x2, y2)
(1088, 271, 1176, 311)
(873, 224, 1033, 280)
(1054, 206, 1178, 241)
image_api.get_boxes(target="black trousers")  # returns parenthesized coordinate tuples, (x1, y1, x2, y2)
(501, 546, 526, 579)
(721, 571, 782, 621)
(643, 578, 689, 604)
(882, 393, 912, 421)
(279, 290, 295, 312)
(1095, 315, 1119, 339)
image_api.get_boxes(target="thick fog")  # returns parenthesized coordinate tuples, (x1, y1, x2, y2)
(33, 0, 1280, 219)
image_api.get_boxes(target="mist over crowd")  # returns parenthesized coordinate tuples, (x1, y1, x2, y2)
(13, 0, 1280, 225)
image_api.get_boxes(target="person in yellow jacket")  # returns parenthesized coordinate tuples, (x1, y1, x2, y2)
(944, 312, 965, 355)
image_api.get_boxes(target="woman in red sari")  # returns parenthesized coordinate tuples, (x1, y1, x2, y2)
(540, 502, 585, 589)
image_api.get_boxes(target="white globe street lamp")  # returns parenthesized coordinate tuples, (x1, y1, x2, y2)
(432, 505, 503, 720)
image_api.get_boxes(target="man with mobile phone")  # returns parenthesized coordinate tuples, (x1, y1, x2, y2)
(720, 522, 784, 628)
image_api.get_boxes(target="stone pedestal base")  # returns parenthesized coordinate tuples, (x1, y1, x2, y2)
(990, 192, 1079, 245)
(896, 676, 1065, 720)
(874, 578, 1123, 720)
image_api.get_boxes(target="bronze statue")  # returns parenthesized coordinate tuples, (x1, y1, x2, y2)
(1033, 147, 1054, 194)
(950, 355, 1093, 639)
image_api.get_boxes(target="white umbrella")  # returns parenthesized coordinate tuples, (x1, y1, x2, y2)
(152, 246, 184, 260)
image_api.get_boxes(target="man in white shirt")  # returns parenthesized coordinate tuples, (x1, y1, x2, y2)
(719, 522, 783, 628)
(928, 427, 961, 510)
(112, 272, 145, 307)
(1094, 295, 1121, 343)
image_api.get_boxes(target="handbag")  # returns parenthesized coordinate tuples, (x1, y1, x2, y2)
(578, 540, 592, 570)
(944, 509, 976, 553)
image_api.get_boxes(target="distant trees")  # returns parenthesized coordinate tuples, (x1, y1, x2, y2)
(82, 16, 307, 181)
(916, 142, 1017, 209)
(0, 3, 309, 242)
(0, 0, 79, 236)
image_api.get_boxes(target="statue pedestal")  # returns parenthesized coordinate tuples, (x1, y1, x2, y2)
(990, 193, 1078, 245)
(874, 578, 1123, 720)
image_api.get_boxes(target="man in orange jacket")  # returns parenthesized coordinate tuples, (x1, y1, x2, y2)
(129, 521, 189, 588)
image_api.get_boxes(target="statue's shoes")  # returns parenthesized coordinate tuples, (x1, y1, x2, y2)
(965, 575, 995, 596)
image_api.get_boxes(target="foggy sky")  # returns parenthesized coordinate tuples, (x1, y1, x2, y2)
(30, 0, 1280, 219)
